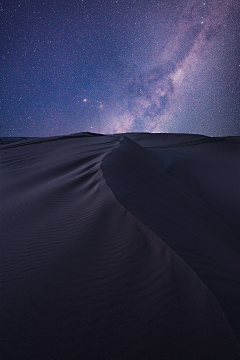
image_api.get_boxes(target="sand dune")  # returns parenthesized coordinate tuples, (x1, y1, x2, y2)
(1, 133, 240, 359)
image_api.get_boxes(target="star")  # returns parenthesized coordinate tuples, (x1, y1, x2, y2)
(1, 0, 239, 137)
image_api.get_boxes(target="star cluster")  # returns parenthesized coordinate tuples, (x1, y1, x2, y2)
(1, 0, 240, 136)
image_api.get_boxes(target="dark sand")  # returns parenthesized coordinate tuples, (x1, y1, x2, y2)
(1, 133, 240, 359)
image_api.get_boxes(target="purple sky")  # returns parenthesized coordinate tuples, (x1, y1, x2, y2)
(1, 0, 240, 136)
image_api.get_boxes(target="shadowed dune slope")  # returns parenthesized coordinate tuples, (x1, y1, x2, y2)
(1, 133, 240, 359)
(124, 133, 240, 239)
(102, 133, 240, 340)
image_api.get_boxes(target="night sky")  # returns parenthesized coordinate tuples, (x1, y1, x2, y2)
(1, 0, 240, 137)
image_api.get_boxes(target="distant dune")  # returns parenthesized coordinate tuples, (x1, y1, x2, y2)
(1, 133, 240, 359)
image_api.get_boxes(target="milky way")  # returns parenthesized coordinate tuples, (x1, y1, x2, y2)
(108, 0, 240, 134)
(1, 0, 239, 136)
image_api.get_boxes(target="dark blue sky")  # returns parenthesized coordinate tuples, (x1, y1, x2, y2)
(1, 0, 240, 136)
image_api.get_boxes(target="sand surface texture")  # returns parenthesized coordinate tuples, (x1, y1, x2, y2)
(1, 133, 240, 359)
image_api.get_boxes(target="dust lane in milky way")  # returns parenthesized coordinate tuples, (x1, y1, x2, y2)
(107, 0, 239, 135)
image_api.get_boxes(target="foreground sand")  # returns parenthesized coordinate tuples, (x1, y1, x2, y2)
(1, 132, 240, 359)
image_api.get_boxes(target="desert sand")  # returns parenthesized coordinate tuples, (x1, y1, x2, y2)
(1, 132, 240, 359)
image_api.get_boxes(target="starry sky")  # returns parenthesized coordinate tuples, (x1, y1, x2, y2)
(1, 0, 240, 137)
